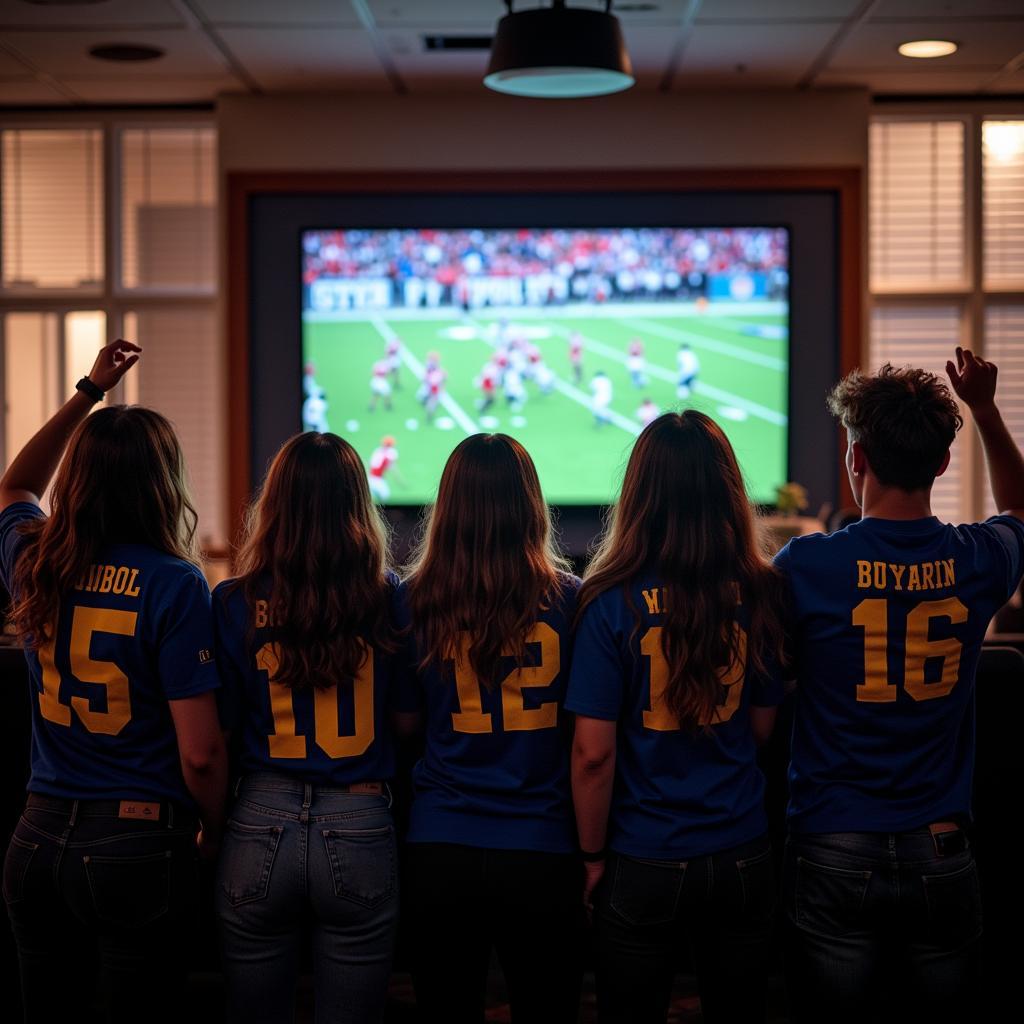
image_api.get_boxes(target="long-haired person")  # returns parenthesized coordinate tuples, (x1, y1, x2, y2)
(213, 432, 410, 1024)
(402, 433, 582, 1023)
(0, 340, 227, 1024)
(567, 412, 786, 1024)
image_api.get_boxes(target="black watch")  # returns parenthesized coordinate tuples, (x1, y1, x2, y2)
(75, 377, 105, 403)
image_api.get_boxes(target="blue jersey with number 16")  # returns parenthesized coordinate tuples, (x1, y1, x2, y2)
(775, 514, 1024, 835)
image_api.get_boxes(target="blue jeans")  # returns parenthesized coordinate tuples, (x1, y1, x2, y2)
(594, 833, 775, 1024)
(3, 793, 199, 1024)
(784, 829, 982, 1024)
(215, 773, 399, 1024)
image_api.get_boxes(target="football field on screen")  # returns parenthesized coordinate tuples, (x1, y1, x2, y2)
(303, 305, 788, 506)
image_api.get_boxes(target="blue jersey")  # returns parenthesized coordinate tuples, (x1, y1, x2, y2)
(0, 502, 219, 806)
(402, 574, 580, 853)
(213, 574, 412, 787)
(775, 515, 1024, 834)
(565, 575, 784, 860)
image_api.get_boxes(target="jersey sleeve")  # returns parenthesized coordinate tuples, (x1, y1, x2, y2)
(0, 502, 43, 596)
(977, 515, 1024, 604)
(156, 566, 221, 701)
(564, 595, 626, 721)
(212, 580, 248, 732)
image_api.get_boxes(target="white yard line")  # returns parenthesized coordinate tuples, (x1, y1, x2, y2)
(369, 315, 480, 435)
(546, 324, 788, 427)
(618, 317, 787, 372)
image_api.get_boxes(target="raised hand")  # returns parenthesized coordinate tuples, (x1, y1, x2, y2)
(946, 346, 997, 413)
(88, 338, 142, 393)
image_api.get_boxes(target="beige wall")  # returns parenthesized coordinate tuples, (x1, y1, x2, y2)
(217, 89, 870, 172)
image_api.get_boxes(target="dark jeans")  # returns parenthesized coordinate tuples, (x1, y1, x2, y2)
(215, 773, 399, 1024)
(593, 833, 775, 1024)
(406, 842, 584, 1023)
(3, 793, 199, 1024)
(784, 829, 982, 1024)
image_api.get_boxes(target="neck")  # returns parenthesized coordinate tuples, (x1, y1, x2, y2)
(859, 482, 934, 521)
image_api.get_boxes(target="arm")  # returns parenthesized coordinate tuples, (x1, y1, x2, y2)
(572, 714, 617, 912)
(750, 705, 777, 747)
(169, 692, 229, 859)
(0, 339, 141, 512)
(947, 346, 1024, 517)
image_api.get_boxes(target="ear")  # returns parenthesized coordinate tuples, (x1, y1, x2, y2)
(850, 439, 868, 477)
(934, 449, 951, 479)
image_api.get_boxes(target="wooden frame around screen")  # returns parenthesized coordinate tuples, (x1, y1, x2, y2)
(227, 168, 862, 543)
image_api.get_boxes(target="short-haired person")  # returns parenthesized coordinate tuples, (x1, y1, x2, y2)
(568, 412, 786, 1024)
(401, 433, 582, 1023)
(213, 432, 408, 1024)
(776, 349, 1024, 1023)
(0, 340, 227, 1024)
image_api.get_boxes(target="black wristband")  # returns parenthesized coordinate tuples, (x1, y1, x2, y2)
(581, 847, 606, 862)
(75, 377, 105, 403)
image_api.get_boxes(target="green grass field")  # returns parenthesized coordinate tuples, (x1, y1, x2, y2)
(303, 303, 788, 505)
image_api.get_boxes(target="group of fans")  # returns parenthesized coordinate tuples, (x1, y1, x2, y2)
(302, 226, 789, 309)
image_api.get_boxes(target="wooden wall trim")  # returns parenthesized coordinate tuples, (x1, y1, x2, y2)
(226, 167, 863, 539)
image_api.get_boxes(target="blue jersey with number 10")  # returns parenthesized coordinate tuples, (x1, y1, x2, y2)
(0, 502, 220, 807)
(401, 574, 581, 854)
(775, 514, 1024, 835)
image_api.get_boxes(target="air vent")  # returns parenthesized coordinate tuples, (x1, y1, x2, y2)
(423, 36, 494, 51)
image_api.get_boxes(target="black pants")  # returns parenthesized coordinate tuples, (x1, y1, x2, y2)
(594, 834, 775, 1024)
(3, 794, 199, 1024)
(406, 842, 584, 1023)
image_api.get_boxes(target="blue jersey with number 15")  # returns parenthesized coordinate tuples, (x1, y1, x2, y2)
(775, 514, 1024, 835)
(0, 502, 220, 807)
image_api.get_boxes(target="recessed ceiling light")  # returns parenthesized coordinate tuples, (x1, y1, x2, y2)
(89, 43, 165, 62)
(897, 39, 958, 59)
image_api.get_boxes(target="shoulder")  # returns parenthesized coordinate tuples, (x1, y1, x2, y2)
(774, 526, 847, 572)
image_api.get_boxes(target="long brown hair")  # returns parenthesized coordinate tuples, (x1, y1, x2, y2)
(405, 433, 569, 686)
(12, 405, 199, 649)
(235, 432, 395, 690)
(577, 411, 784, 730)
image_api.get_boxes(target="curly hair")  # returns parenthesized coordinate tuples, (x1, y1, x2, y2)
(827, 363, 963, 491)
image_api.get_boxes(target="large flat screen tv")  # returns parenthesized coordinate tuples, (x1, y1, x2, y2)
(300, 226, 789, 506)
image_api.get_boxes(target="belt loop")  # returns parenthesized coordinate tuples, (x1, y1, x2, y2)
(234, 775, 243, 799)
(301, 783, 312, 824)
(67, 799, 79, 829)
(166, 803, 175, 829)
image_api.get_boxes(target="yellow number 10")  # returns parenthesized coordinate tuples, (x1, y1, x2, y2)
(257, 642, 375, 758)
(853, 597, 968, 703)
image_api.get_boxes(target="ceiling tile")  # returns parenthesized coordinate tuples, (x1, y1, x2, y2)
(369, 0, 501, 28)
(0, 0, 183, 28)
(696, 0, 859, 20)
(870, 1, 1024, 19)
(194, 0, 361, 28)
(0, 75, 68, 104)
(679, 21, 837, 83)
(217, 27, 393, 92)
(59, 74, 236, 102)
(1, 28, 231, 77)
(830, 20, 1024, 70)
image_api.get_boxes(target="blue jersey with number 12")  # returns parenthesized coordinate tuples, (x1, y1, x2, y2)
(775, 514, 1024, 834)
(401, 574, 581, 854)
(0, 502, 220, 807)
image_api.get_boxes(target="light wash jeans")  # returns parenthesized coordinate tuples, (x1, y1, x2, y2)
(215, 772, 398, 1024)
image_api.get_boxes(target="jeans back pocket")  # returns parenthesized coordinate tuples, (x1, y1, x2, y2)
(607, 855, 686, 927)
(84, 850, 172, 928)
(794, 855, 872, 938)
(219, 820, 283, 907)
(322, 824, 396, 909)
(922, 858, 983, 948)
